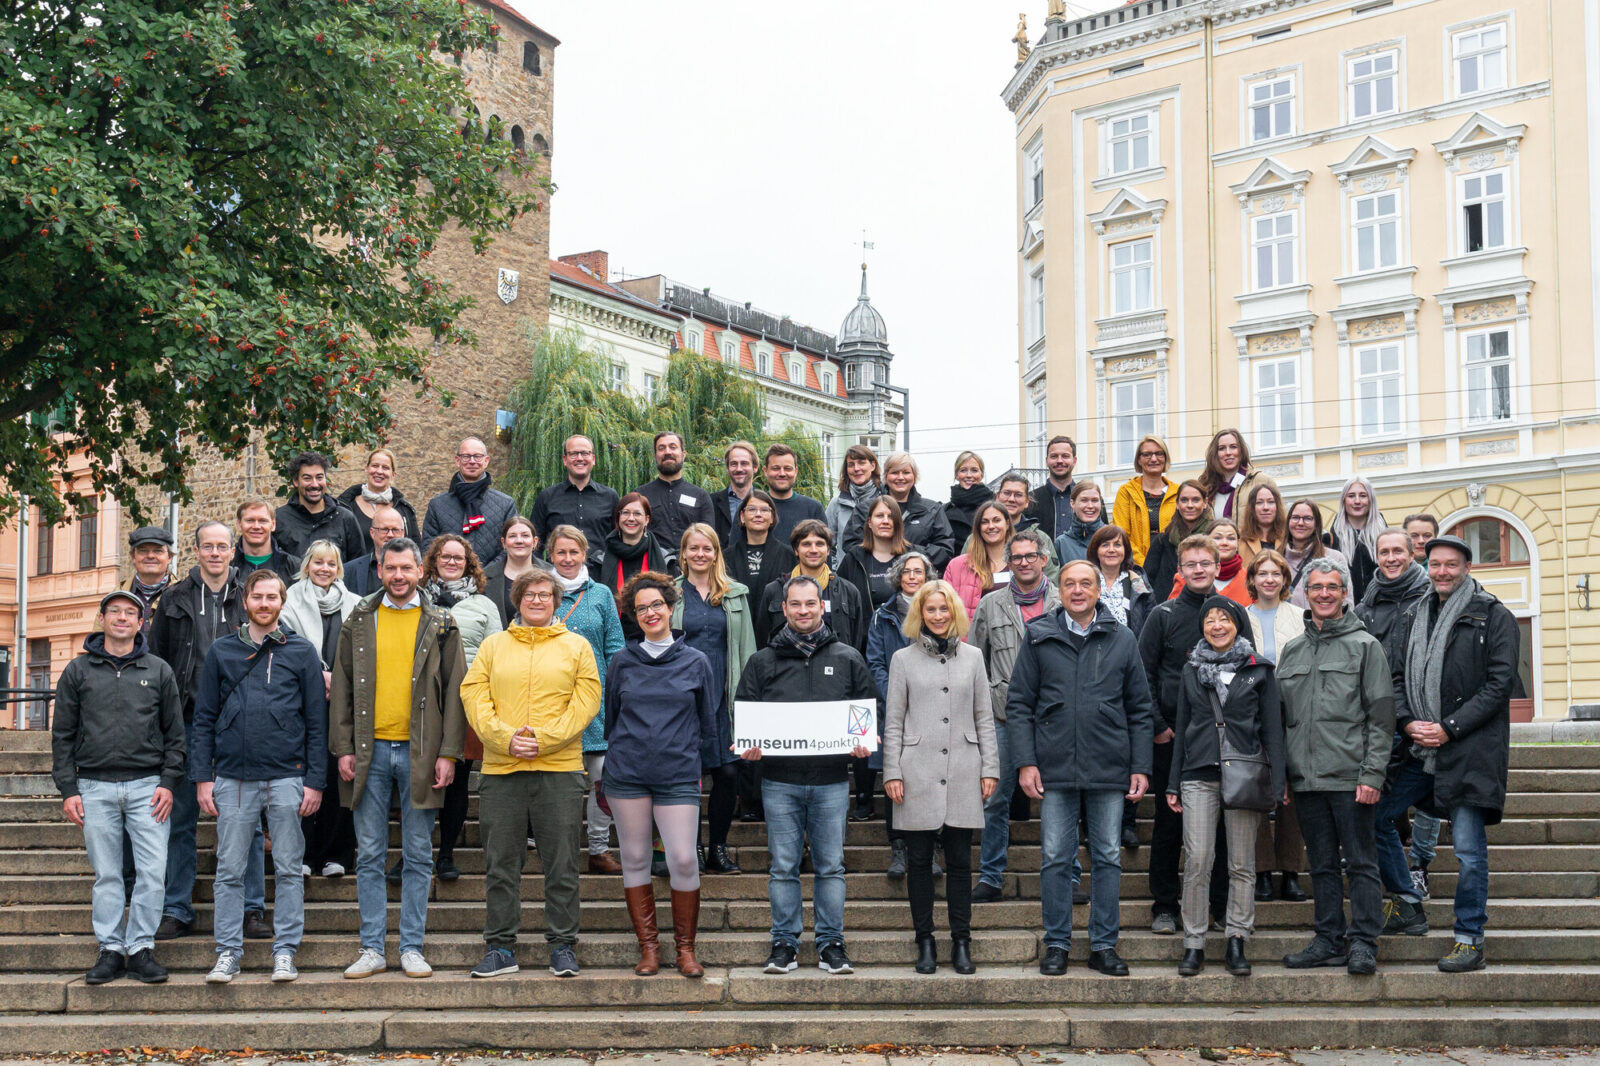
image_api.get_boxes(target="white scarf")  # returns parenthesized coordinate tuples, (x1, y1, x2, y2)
(311, 579, 350, 615)
(360, 484, 394, 505)
(558, 569, 589, 594)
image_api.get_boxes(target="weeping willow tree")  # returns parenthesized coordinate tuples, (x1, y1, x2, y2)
(503, 327, 831, 513)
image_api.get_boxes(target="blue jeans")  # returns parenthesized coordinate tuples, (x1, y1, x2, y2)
(1411, 811, 1440, 866)
(352, 741, 437, 955)
(166, 722, 264, 923)
(762, 778, 848, 948)
(213, 777, 306, 955)
(1040, 787, 1123, 951)
(1376, 759, 1489, 944)
(80, 776, 169, 955)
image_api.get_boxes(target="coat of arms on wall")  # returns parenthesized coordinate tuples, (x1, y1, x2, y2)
(497, 268, 519, 304)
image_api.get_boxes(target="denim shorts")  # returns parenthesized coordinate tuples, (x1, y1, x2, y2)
(601, 774, 703, 805)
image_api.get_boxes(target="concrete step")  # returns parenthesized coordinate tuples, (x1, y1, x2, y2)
(8, 925, 1599, 975)
(1509, 743, 1600, 768)
(1507, 769, 1600, 791)
(0, 730, 51, 752)
(0, 774, 55, 795)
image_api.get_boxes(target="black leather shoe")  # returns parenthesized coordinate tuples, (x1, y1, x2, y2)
(1283, 938, 1348, 968)
(1279, 872, 1307, 902)
(1039, 946, 1069, 975)
(1177, 948, 1204, 976)
(1255, 872, 1274, 901)
(705, 844, 742, 874)
(1087, 948, 1129, 976)
(1347, 941, 1378, 975)
(243, 911, 272, 940)
(1225, 936, 1251, 976)
(126, 948, 168, 984)
(914, 935, 937, 974)
(972, 881, 1004, 903)
(85, 949, 125, 985)
(154, 915, 190, 940)
(1121, 823, 1139, 848)
(951, 937, 976, 975)
(697, 843, 707, 873)
(739, 806, 764, 823)
(850, 798, 875, 822)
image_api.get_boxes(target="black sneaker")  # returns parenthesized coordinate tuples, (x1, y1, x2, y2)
(154, 915, 191, 941)
(817, 941, 854, 975)
(972, 881, 1004, 903)
(1346, 941, 1378, 975)
(763, 941, 799, 974)
(886, 840, 907, 879)
(548, 944, 580, 977)
(1381, 897, 1429, 936)
(1438, 942, 1486, 973)
(849, 798, 875, 822)
(243, 911, 272, 940)
(85, 949, 125, 985)
(126, 948, 168, 984)
(1150, 912, 1177, 934)
(740, 806, 765, 823)
(1039, 945, 1069, 975)
(436, 856, 461, 882)
(1283, 937, 1349, 969)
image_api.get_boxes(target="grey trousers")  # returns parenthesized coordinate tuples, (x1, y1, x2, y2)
(1179, 780, 1263, 949)
(480, 770, 587, 947)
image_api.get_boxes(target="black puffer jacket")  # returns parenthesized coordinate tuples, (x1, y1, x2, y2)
(1005, 605, 1154, 791)
(734, 625, 876, 787)
(148, 567, 247, 719)
(336, 483, 421, 543)
(1354, 562, 1430, 670)
(1390, 583, 1519, 825)
(842, 488, 957, 572)
(51, 633, 185, 797)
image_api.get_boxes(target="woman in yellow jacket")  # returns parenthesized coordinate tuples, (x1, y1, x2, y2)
(1112, 434, 1179, 568)
(460, 567, 601, 980)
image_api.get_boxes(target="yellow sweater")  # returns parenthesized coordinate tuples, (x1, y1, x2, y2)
(374, 604, 421, 741)
(460, 623, 601, 775)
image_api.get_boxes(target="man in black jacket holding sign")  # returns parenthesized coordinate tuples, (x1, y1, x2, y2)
(736, 575, 874, 978)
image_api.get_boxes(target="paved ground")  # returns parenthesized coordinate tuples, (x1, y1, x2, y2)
(1, 1048, 1596, 1065)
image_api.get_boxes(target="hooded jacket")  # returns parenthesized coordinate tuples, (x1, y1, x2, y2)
(51, 632, 185, 798)
(1054, 516, 1106, 564)
(734, 624, 877, 787)
(191, 625, 329, 790)
(843, 487, 957, 571)
(330, 593, 469, 808)
(1389, 584, 1518, 824)
(1275, 608, 1395, 793)
(336, 482, 421, 543)
(422, 473, 518, 568)
(460, 622, 601, 777)
(604, 639, 720, 786)
(275, 495, 366, 565)
(147, 566, 247, 718)
(1005, 605, 1155, 791)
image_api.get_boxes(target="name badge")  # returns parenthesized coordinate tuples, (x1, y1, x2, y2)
(679, 493, 699, 508)
(993, 571, 1013, 584)
(823, 600, 833, 613)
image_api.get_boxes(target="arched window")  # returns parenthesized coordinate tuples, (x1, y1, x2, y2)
(1447, 516, 1529, 568)
(511, 126, 525, 154)
(485, 115, 500, 145)
(523, 42, 541, 75)
(530, 132, 550, 157)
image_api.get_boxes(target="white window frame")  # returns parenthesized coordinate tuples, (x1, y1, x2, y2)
(643, 372, 662, 404)
(1104, 110, 1156, 177)
(1463, 326, 1514, 424)
(756, 350, 770, 376)
(1109, 378, 1157, 467)
(1024, 138, 1044, 211)
(820, 367, 835, 394)
(1247, 75, 1295, 144)
(609, 362, 628, 391)
(1347, 49, 1399, 120)
(1354, 342, 1405, 438)
(820, 432, 835, 472)
(1459, 168, 1509, 254)
(1453, 22, 1508, 98)
(1028, 396, 1048, 468)
(845, 362, 859, 391)
(1253, 357, 1300, 450)
(1251, 211, 1297, 291)
(788, 357, 804, 384)
(1351, 189, 1401, 273)
(720, 337, 737, 362)
(1029, 266, 1046, 344)
(1108, 238, 1154, 315)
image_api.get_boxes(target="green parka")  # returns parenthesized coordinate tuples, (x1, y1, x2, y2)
(1275, 608, 1395, 793)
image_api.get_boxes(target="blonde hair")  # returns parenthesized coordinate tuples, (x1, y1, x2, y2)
(953, 450, 985, 478)
(546, 524, 589, 555)
(296, 539, 345, 581)
(679, 523, 731, 606)
(364, 447, 398, 471)
(1130, 434, 1170, 474)
(902, 579, 971, 641)
(883, 452, 919, 481)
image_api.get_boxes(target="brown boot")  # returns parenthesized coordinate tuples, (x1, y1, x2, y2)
(671, 888, 704, 978)
(624, 884, 660, 976)
(588, 851, 623, 874)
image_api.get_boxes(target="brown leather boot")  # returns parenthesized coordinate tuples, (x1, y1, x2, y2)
(670, 888, 704, 978)
(624, 884, 660, 976)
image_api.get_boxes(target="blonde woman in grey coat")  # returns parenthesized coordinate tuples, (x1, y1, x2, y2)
(883, 578, 999, 976)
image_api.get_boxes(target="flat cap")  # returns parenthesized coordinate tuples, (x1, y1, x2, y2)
(127, 526, 174, 549)
(1424, 534, 1473, 563)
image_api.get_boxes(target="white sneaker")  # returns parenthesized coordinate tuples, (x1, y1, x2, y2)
(206, 950, 242, 984)
(400, 950, 433, 978)
(300, 864, 312, 877)
(321, 861, 346, 878)
(271, 952, 298, 982)
(343, 947, 387, 979)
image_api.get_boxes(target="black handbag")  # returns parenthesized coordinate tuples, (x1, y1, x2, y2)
(1208, 689, 1275, 812)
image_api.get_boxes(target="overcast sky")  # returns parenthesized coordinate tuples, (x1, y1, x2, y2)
(506, 0, 1072, 498)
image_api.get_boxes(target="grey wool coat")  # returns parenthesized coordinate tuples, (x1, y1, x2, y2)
(882, 637, 1000, 831)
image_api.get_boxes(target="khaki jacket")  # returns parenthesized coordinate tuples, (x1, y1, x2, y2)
(329, 594, 468, 810)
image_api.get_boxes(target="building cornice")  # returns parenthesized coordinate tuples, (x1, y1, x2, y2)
(550, 286, 680, 348)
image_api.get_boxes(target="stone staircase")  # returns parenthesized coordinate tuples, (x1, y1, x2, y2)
(2, 726, 1598, 1052)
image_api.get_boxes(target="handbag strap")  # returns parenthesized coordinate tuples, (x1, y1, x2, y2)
(1207, 686, 1228, 732)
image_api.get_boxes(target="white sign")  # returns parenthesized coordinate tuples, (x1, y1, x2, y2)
(734, 699, 878, 755)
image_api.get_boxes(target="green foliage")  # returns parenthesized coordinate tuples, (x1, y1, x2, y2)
(0, 0, 547, 524)
(503, 328, 832, 512)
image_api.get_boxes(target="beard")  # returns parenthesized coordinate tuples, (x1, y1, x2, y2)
(657, 457, 683, 477)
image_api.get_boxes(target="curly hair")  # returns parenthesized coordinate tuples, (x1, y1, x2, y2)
(619, 569, 679, 618)
(422, 533, 488, 591)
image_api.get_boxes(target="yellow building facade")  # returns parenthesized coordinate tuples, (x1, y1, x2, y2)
(1003, 0, 1600, 719)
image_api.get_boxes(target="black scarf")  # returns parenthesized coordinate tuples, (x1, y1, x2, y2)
(1361, 560, 1431, 608)
(606, 528, 656, 562)
(450, 472, 491, 508)
(948, 482, 994, 514)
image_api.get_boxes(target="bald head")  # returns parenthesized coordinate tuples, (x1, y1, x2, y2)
(368, 505, 405, 552)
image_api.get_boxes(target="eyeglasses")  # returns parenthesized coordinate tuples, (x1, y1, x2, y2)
(371, 526, 405, 536)
(522, 591, 555, 604)
(1137, 451, 1164, 460)
(1009, 552, 1043, 564)
(619, 509, 647, 520)
(1305, 583, 1344, 594)
(1180, 561, 1216, 571)
(635, 601, 669, 615)
(457, 452, 488, 461)
(565, 450, 594, 458)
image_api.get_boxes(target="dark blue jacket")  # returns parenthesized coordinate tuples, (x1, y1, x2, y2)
(865, 598, 910, 706)
(603, 639, 719, 786)
(344, 553, 381, 597)
(191, 626, 329, 789)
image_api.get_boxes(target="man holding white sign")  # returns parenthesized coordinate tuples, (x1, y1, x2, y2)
(736, 575, 875, 977)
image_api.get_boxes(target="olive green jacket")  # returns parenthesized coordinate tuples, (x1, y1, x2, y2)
(671, 578, 757, 708)
(1276, 609, 1395, 793)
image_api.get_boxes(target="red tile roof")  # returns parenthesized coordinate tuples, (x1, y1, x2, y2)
(683, 323, 848, 400)
(549, 259, 679, 319)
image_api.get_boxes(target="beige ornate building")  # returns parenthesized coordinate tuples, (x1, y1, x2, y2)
(1003, 0, 1600, 719)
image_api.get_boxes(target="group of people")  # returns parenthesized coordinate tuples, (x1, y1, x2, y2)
(49, 425, 1517, 986)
